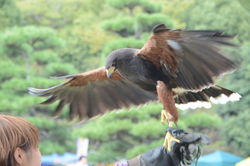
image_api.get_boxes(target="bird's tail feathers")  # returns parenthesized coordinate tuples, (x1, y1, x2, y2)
(174, 86, 241, 110)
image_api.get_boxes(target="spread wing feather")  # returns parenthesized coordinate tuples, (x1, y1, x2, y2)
(137, 24, 237, 91)
(174, 86, 241, 110)
(28, 67, 158, 120)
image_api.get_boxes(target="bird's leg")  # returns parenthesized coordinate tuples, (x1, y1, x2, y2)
(162, 109, 181, 151)
(157, 81, 181, 151)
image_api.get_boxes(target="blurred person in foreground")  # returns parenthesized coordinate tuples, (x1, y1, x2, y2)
(115, 129, 210, 166)
(0, 114, 42, 166)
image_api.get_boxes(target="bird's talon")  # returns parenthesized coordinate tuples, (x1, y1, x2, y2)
(163, 131, 181, 151)
(161, 109, 169, 124)
(163, 125, 187, 151)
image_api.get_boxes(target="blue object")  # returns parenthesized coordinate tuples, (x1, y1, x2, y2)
(42, 153, 61, 165)
(60, 152, 79, 163)
(42, 152, 78, 165)
(193, 150, 244, 166)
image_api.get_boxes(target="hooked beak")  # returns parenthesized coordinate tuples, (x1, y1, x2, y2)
(106, 66, 116, 79)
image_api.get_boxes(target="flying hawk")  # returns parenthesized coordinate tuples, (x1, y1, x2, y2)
(29, 24, 241, 151)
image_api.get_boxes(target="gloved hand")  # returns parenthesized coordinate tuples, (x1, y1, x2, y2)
(116, 129, 210, 166)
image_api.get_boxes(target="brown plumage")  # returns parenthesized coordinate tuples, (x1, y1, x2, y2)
(157, 81, 178, 122)
(137, 29, 180, 70)
(29, 24, 241, 122)
(29, 67, 158, 120)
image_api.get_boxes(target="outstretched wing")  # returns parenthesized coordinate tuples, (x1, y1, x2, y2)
(137, 24, 237, 91)
(28, 67, 157, 120)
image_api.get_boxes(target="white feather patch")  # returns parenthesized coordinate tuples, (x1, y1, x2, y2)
(175, 101, 211, 110)
(210, 93, 241, 104)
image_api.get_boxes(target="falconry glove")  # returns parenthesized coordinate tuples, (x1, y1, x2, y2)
(125, 131, 210, 166)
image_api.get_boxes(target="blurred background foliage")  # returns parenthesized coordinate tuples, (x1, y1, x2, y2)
(0, 0, 249, 164)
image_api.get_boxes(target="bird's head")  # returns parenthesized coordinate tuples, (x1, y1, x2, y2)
(105, 50, 119, 79)
(105, 48, 138, 79)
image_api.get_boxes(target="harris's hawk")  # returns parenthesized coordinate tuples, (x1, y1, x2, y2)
(29, 24, 241, 151)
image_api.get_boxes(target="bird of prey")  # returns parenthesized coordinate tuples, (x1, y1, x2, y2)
(29, 24, 241, 151)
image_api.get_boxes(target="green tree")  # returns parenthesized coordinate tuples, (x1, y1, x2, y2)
(99, 0, 175, 66)
(16, 0, 115, 71)
(183, 0, 250, 42)
(0, 0, 21, 30)
(238, 0, 250, 13)
(103, 0, 173, 38)
(155, 0, 195, 28)
(216, 42, 250, 156)
(0, 26, 77, 154)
